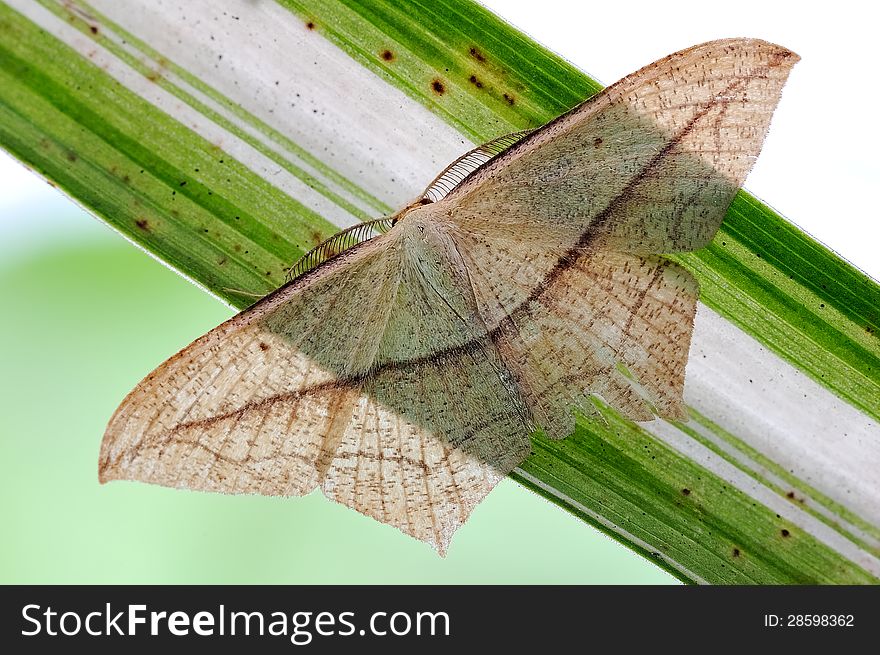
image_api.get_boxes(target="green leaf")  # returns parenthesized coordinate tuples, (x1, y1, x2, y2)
(1, 0, 877, 583)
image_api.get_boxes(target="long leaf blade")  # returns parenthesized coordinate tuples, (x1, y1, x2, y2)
(2, 0, 877, 583)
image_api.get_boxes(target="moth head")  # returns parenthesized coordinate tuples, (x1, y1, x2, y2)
(390, 196, 434, 226)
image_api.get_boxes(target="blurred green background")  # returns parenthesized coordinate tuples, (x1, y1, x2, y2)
(0, 162, 675, 583)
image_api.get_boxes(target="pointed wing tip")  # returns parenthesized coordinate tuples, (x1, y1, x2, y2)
(777, 46, 801, 65)
(705, 37, 800, 66)
(429, 519, 461, 558)
(97, 456, 119, 485)
(432, 539, 450, 558)
(98, 426, 121, 484)
(758, 40, 800, 68)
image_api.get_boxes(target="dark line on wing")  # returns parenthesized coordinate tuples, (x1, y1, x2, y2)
(166, 69, 779, 435)
(162, 435, 435, 474)
(170, 342, 490, 433)
(488, 77, 747, 342)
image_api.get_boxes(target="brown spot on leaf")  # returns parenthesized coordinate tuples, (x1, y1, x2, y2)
(431, 79, 445, 95)
(306, 21, 315, 30)
(732, 547, 741, 557)
(89, 25, 98, 35)
(135, 218, 150, 231)
(503, 92, 515, 106)
(593, 137, 603, 147)
(146, 70, 162, 83)
(781, 528, 790, 538)
(469, 46, 486, 62)
(259, 342, 270, 351)
(218, 257, 227, 266)
(233, 244, 242, 252)
(468, 74, 483, 89)
(66, 151, 78, 162)
(381, 49, 394, 62)
(681, 488, 691, 496)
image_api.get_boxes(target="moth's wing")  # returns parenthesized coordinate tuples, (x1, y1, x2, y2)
(316, 227, 533, 553)
(453, 223, 698, 437)
(431, 39, 796, 434)
(444, 38, 799, 254)
(100, 228, 531, 553)
(319, 255, 534, 552)
(99, 238, 404, 497)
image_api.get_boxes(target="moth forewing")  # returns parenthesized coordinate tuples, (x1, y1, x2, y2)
(437, 38, 797, 434)
(445, 38, 799, 255)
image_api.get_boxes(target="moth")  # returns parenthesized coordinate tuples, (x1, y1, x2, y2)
(100, 39, 798, 554)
